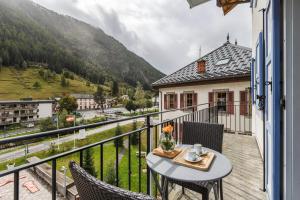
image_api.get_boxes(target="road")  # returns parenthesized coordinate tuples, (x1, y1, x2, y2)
(0, 119, 145, 163)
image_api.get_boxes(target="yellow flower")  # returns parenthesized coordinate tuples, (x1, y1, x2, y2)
(163, 125, 173, 134)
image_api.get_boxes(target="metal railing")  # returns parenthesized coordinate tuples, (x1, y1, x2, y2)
(0, 102, 250, 200)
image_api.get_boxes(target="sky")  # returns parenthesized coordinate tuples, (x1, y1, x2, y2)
(32, 0, 252, 75)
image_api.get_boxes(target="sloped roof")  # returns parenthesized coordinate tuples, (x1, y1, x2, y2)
(152, 41, 251, 88)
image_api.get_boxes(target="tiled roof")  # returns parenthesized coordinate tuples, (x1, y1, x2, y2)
(71, 94, 94, 99)
(152, 41, 251, 87)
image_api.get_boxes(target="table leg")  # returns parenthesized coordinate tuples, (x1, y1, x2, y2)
(150, 170, 169, 200)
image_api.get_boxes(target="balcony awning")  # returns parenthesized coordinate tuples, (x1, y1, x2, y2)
(186, 0, 250, 15)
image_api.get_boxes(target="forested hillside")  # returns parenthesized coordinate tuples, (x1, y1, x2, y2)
(0, 0, 164, 88)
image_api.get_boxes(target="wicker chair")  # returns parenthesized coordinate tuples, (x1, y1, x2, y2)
(168, 121, 224, 200)
(69, 161, 155, 200)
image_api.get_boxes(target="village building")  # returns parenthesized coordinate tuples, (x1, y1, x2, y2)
(0, 99, 54, 128)
(153, 37, 252, 133)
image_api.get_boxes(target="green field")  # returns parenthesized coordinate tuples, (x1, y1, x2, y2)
(0, 122, 151, 193)
(0, 66, 96, 100)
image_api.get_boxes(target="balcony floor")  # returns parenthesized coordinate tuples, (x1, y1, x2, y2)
(169, 133, 266, 200)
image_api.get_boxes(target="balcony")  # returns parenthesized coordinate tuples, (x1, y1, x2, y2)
(0, 103, 265, 200)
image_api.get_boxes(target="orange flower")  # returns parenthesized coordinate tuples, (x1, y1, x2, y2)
(163, 125, 173, 134)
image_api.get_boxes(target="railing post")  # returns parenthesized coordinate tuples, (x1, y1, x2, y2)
(52, 159, 56, 200)
(146, 115, 151, 195)
(79, 150, 83, 167)
(14, 171, 19, 200)
(208, 107, 211, 123)
(192, 107, 195, 122)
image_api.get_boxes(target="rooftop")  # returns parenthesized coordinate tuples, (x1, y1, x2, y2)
(152, 41, 252, 88)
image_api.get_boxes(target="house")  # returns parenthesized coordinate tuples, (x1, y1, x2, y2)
(153, 38, 252, 133)
(71, 93, 115, 111)
(71, 94, 98, 111)
(0, 99, 54, 127)
(187, 0, 300, 199)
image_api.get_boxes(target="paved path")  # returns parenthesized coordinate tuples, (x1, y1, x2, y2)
(0, 119, 145, 163)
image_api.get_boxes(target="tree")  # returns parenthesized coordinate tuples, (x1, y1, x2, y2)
(32, 81, 41, 89)
(130, 120, 139, 145)
(61, 75, 68, 87)
(111, 81, 119, 97)
(58, 109, 69, 128)
(94, 86, 105, 112)
(134, 82, 146, 110)
(114, 124, 123, 148)
(58, 95, 78, 114)
(105, 161, 116, 185)
(83, 148, 97, 177)
(21, 60, 27, 68)
(39, 117, 56, 132)
(146, 99, 153, 110)
(125, 100, 137, 113)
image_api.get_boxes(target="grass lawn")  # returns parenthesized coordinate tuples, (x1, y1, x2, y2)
(0, 66, 96, 99)
(0, 122, 156, 194)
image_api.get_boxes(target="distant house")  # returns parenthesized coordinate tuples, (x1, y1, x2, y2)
(0, 99, 54, 127)
(71, 94, 115, 111)
(152, 38, 252, 131)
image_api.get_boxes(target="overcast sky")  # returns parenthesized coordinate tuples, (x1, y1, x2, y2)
(32, 0, 252, 74)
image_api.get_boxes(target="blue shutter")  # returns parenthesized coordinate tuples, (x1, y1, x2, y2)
(258, 32, 264, 97)
(251, 58, 255, 104)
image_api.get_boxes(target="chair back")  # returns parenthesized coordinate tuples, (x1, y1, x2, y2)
(69, 161, 155, 200)
(182, 122, 224, 153)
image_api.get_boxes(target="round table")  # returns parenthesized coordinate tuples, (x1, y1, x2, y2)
(146, 145, 232, 200)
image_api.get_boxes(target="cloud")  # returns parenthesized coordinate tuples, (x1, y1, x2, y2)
(32, 0, 251, 74)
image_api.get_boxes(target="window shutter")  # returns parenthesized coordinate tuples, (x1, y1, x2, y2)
(180, 94, 184, 109)
(209, 92, 214, 107)
(227, 91, 234, 114)
(193, 93, 198, 111)
(174, 94, 178, 109)
(164, 94, 168, 110)
(240, 91, 246, 115)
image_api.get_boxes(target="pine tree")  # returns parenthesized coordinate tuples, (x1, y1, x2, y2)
(114, 124, 123, 147)
(105, 161, 116, 185)
(82, 148, 97, 177)
(111, 81, 119, 97)
(130, 120, 139, 145)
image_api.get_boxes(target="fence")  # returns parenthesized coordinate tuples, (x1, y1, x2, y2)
(0, 102, 250, 200)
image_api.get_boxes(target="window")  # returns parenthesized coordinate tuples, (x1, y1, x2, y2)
(209, 90, 234, 114)
(217, 92, 227, 112)
(215, 58, 231, 66)
(180, 92, 197, 111)
(186, 93, 193, 107)
(164, 93, 177, 110)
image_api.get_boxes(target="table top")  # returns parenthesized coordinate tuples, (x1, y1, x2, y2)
(146, 145, 232, 182)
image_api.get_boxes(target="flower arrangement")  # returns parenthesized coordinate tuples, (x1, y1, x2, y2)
(160, 125, 175, 152)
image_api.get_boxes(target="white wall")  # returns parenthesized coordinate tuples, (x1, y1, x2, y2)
(251, 0, 268, 158)
(284, 0, 300, 198)
(38, 103, 53, 119)
(159, 81, 250, 130)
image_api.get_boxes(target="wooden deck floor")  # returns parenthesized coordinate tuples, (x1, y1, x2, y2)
(169, 133, 266, 200)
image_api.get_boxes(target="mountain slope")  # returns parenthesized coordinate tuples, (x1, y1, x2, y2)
(0, 67, 96, 100)
(0, 0, 164, 88)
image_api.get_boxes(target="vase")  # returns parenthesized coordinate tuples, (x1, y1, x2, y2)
(159, 133, 175, 152)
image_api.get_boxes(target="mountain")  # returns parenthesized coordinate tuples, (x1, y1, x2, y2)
(0, 0, 164, 89)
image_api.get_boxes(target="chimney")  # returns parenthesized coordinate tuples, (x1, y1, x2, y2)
(197, 60, 206, 73)
(235, 39, 238, 45)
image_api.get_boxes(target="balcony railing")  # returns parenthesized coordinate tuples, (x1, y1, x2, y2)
(0, 102, 251, 200)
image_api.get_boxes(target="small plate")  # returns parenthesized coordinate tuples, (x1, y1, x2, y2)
(184, 154, 203, 163)
(198, 150, 208, 156)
